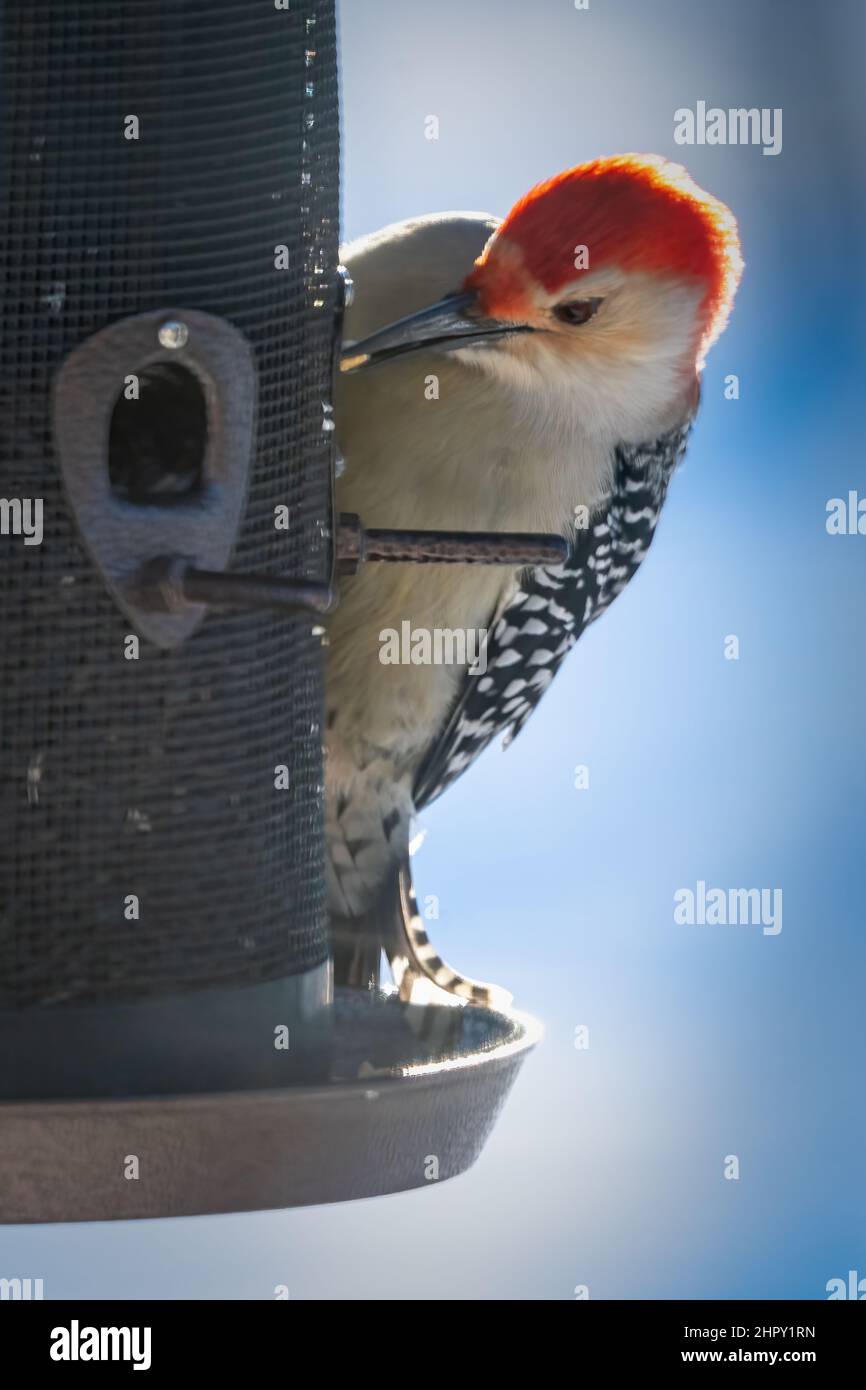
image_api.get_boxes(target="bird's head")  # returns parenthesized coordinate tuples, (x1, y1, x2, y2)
(341, 155, 742, 439)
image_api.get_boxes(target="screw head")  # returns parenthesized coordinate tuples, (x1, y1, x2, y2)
(158, 319, 189, 350)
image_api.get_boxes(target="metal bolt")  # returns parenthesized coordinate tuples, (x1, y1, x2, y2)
(158, 320, 189, 350)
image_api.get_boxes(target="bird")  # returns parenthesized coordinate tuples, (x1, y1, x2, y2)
(326, 154, 742, 1002)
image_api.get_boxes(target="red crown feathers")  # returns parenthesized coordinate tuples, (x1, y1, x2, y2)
(466, 155, 742, 355)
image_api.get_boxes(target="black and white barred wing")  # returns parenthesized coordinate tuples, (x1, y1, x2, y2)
(413, 417, 694, 811)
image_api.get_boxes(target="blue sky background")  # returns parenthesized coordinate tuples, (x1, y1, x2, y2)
(4, 0, 864, 1298)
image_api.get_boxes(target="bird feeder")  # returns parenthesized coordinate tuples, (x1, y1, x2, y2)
(0, 0, 536, 1223)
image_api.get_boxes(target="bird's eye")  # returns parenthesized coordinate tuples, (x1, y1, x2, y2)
(553, 297, 603, 326)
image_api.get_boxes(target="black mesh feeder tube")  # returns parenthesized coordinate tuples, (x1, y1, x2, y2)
(0, 1, 337, 1208)
(0, 1, 536, 1223)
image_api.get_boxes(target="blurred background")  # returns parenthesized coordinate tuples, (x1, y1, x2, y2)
(5, 0, 864, 1298)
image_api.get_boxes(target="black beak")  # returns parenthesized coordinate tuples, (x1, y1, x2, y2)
(340, 289, 533, 373)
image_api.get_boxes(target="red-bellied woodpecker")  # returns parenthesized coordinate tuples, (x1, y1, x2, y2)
(327, 155, 742, 999)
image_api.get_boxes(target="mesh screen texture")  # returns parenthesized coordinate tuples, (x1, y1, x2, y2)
(0, 1, 339, 1007)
